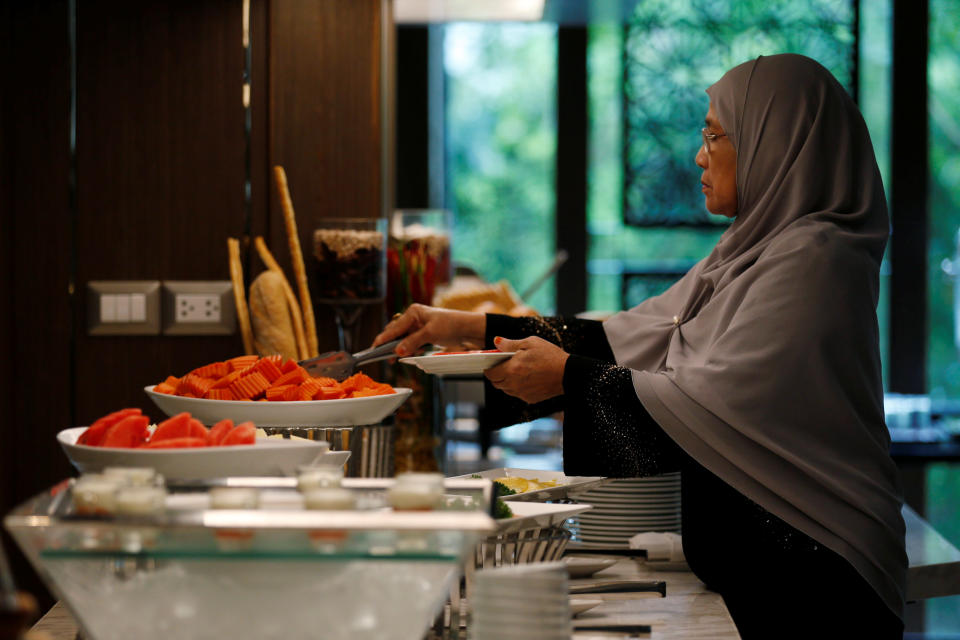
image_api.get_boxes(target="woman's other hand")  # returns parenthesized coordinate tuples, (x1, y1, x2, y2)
(372, 304, 486, 356)
(485, 336, 569, 404)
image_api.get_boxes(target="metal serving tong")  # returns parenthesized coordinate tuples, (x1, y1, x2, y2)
(572, 623, 653, 636)
(569, 580, 666, 597)
(298, 339, 402, 380)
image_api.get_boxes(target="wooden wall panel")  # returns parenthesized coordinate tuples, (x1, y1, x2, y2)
(267, 0, 390, 354)
(73, 0, 247, 425)
(1, 0, 74, 610)
(0, 0, 13, 527)
(250, 0, 271, 245)
(2, 0, 390, 607)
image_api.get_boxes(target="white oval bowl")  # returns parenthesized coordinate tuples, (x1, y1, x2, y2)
(144, 386, 412, 427)
(58, 426, 334, 480)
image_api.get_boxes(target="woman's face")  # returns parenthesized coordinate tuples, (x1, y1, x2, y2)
(695, 103, 738, 217)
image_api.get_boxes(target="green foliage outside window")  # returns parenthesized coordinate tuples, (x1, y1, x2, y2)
(443, 24, 558, 314)
(928, 0, 960, 400)
(925, 0, 960, 631)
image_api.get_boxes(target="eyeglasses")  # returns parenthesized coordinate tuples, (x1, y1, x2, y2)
(701, 128, 728, 153)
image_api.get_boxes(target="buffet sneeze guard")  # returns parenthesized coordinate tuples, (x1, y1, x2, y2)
(5, 478, 494, 640)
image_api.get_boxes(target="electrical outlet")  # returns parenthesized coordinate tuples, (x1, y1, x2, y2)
(176, 294, 222, 323)
(162, 281, 235, 335)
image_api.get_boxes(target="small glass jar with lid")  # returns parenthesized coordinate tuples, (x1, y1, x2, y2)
(303, 487, 357, 552)
(209, 487, 261, 551)
(387, 472, 444, 511)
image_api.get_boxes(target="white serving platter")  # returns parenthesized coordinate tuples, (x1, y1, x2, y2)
(574, 519, 680, 529)
(570, 493, 681, 505)
(574, 501, 681, 511)
(603, 475, 680, 484)
(576, 510, 681, 522)
(451, 468, 606, 502)
(144, 385, 412, 427)
(495, 502, 592, 535)
(58, 426, 339, 480)
(399, 350, 512, 375)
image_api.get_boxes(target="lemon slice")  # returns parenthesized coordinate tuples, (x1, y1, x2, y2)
(495, 477, 531, 493)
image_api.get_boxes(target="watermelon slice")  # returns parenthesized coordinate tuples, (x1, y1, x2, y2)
(150, 412, 192, 442)
(207, 419, 234, 446)
(101, 415, 150, 448)
(219, 422, 256, 446)
(187, 418, 209, 439)
(142, 436, 208, 449)
(77, 408, 142, 446)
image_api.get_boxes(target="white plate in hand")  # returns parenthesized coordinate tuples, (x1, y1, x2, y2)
(399, 351, 512, 375)
(144, 386, 412, 427)
(58, 427, 332, 480)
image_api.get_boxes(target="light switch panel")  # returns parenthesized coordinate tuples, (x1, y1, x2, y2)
(88, 281, 161, 335)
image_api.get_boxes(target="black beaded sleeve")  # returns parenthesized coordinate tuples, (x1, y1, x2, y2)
(477, 314, 613, 430)
(484, 314, 615, 361)
(479, 314, 683, 477)
(561, 354, 683, 478)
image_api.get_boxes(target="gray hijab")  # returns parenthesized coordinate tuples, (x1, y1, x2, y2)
(604, 54, 906, 617)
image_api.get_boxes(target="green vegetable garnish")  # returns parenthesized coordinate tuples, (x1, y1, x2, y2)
(494, 499, 514, 519)
(493, 481, 516, 496)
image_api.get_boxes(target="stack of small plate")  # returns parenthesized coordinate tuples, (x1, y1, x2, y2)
(567, 472, 681, 547)
(470, 562, 571, 640)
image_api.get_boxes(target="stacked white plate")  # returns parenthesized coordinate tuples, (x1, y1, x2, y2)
(470, 562, 571, 640)
(568, 472, 681, 547)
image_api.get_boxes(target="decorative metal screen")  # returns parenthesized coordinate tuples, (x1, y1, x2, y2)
(623, 0, 856, 227)
(621, 262, 697, 309)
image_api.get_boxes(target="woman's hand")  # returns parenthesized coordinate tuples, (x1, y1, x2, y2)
(484, 336, 569, 404)
(372, 304, 486, 356)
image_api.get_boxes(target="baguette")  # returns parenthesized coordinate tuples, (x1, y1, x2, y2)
(227, 237, 255, 354)
(254, 236, 309, 360)
(248, 270, 299, 361)
(273, 166, 319, 358)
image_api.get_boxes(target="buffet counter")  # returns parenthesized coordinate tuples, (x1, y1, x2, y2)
(27, 503, 960, 640)
(29, 554, 740, 639)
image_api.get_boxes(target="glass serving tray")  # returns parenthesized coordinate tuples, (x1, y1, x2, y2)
(5, 478, 495, 640)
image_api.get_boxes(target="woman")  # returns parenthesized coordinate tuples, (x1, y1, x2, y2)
(375, 54, 906, 637)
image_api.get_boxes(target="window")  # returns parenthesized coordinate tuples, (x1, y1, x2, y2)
(858, 0, 892, 388)
(928, 0, 960, 401)
(443, 23, 558, 314)
(925, 0, 960, 631)
(588, 0, 856, 314)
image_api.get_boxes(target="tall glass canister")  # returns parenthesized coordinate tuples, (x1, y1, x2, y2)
(387, 210, 453, 472)
(387, 210, 453, 315)
(309, 217, 388, 353)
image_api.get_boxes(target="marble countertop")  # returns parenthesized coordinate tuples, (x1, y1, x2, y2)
(567, 556, 740, 639)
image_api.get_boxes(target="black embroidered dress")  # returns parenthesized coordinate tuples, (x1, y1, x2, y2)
(481, 314, 901, 639)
